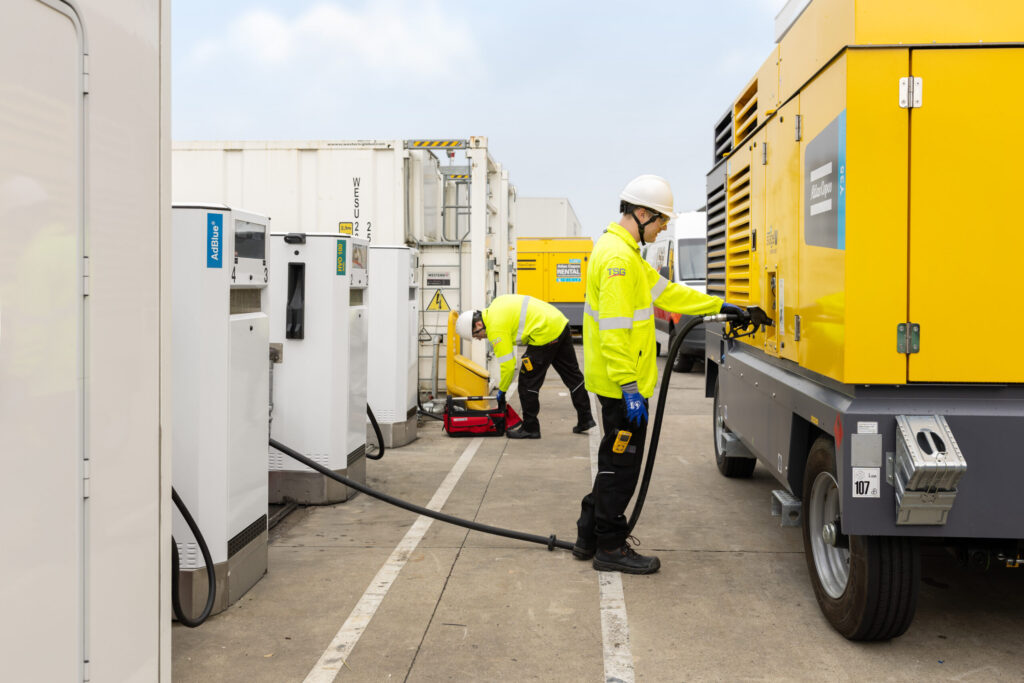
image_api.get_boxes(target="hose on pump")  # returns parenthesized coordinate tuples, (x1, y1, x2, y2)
(366, 404, 386, 460)
(171, 487, 216, 628)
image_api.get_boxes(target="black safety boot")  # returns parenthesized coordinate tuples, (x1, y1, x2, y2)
(572, 536, 595, 560)
(506, 424, 541, 439)
(592, 544, 661, 574)
(572, 417, 597, 434)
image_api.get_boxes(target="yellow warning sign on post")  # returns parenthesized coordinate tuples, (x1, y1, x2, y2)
(426, 289, 451, 312)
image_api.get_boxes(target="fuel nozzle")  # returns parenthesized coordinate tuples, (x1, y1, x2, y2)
(704, 305, 773, 339)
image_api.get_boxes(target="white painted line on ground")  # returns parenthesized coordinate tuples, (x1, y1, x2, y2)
(588, 394, 635, 683)
(303, 436, 485, 682)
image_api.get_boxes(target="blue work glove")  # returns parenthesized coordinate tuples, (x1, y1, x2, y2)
(720, 302, 751, 326)
(621, 384, 648, 426)
(496, 389, 506, 406)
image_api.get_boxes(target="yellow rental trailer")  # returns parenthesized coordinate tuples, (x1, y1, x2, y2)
(515, 237, 592, 327)
(705, 0, 1024, 641)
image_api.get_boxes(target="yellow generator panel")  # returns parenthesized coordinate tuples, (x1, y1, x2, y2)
(515, 237, 592, 327)
(707, 0, 1024, 385)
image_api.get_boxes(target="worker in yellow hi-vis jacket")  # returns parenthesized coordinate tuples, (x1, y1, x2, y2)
(455, 294, 596, 439)
(573, 174, 749, 576)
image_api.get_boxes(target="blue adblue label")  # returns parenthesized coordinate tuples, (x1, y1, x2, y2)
(207, 213, 223, 268)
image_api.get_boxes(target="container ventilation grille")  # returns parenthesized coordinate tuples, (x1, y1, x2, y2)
(726, 164, 752, 305)
(713, 108, 733, 163)
(705, 167, 728, 298)
(733, 80, 758, 146)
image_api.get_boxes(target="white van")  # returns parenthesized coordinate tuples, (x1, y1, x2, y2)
(642, 211, 708, 372)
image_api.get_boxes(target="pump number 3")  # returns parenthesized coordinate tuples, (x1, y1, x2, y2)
(851, 467, 880, 498)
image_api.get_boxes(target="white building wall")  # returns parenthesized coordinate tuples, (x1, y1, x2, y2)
(514, 197, 581, 238)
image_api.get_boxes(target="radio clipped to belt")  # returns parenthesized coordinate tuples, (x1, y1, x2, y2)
(522, 357, 534, 372)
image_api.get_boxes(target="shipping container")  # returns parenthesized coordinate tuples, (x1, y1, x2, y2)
(172, 137, 515, 395)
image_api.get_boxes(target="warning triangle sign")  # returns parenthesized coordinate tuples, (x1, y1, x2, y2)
(426, 289, 451, 312)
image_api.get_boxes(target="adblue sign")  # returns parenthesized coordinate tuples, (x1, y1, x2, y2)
(207, 213, 223, 268)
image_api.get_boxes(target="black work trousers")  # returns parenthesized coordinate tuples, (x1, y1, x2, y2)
(517, 323, 592, 433)
(576, 394, 649, 549)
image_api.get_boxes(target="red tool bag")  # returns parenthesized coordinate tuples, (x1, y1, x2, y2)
(443, 396, 522, 437)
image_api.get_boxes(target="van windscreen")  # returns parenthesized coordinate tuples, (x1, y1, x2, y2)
(677, 238, 707, 280)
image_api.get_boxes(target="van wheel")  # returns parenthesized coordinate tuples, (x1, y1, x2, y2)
(802, 436, 919, 640)
(713, 380, 755, 478)
(673, 354, 695, 373)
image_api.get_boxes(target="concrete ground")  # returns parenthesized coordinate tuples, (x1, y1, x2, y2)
(173, 351, 1024, 682)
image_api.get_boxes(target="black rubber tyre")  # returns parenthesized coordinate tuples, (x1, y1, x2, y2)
(713, 379, 756, 478)
(673, 354, 695, 373)
(801, 436, 920, 641)
(656, 341, 662, 356)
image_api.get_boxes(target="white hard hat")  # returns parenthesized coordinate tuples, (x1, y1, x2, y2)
(455, 310, 477, 340)
(619, 175, 675, 218)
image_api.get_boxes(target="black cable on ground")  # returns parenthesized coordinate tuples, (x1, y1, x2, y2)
(270, 437, 573, 551)
(171, 486, 217, 628)
(625, 315, 706, 533)
(418, 397, 444, 421)
(366, 404, 386, 460)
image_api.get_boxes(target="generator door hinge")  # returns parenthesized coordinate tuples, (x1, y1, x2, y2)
(794, 114, 802, 141)
(82, 256, 90, 297)
(761, 143, 768, 165)
(899, 77, 923, 108)
(897, 322, 921, 354)
(794, 314, 801, 341)
(82, 459, 91, 499)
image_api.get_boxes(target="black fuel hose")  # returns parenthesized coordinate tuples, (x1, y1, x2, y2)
(366, 405, 386, 460)
(171, 486, 217, 627)
(625, 314, 707, 534)
(269, 437, 574, 551)
(269, 315, 726, 554)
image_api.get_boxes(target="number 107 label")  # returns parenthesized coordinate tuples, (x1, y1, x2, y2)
(852, 467, 880, 498)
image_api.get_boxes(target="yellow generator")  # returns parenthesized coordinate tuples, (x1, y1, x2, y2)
(515, 237, 592, 327)
(705, 0, 1024, 641)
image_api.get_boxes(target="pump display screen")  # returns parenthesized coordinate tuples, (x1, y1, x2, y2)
(235, 221, 266, 260)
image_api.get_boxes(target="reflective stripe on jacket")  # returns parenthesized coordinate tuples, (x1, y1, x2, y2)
(583, 222, 723, 398)
(482, 294, 569, 391)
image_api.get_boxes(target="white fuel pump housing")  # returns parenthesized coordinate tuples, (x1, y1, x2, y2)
(367, 246, 419, 447)
(171, 204, 270, 617)
(268, 232, 369, 503)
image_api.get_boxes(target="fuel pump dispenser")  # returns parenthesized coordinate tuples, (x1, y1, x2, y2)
(171, 204, 270, 618)
(367, 246, 419, 447)
(268, 232, 369, 503)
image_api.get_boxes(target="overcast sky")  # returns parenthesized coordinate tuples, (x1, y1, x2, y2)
(173, 0, 788, 240)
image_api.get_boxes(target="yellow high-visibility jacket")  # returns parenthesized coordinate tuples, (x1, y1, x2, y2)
(482, 294, 569, 391)
(584, 223, 722, 398)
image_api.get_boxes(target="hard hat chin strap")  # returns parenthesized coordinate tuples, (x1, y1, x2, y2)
(630, 209, 659, 246)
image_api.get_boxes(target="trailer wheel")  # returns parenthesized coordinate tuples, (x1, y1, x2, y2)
(713, 380, 755, 478)
(802, 436, 919, 640)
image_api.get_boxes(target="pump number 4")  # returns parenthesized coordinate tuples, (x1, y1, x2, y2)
(851, 467, 880, 498)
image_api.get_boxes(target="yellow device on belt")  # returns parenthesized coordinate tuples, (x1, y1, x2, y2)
(612, 430, 632, 453)
(522, 357, 533, 372)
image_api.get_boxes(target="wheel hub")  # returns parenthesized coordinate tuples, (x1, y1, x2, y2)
(808, 471, 850, 599)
